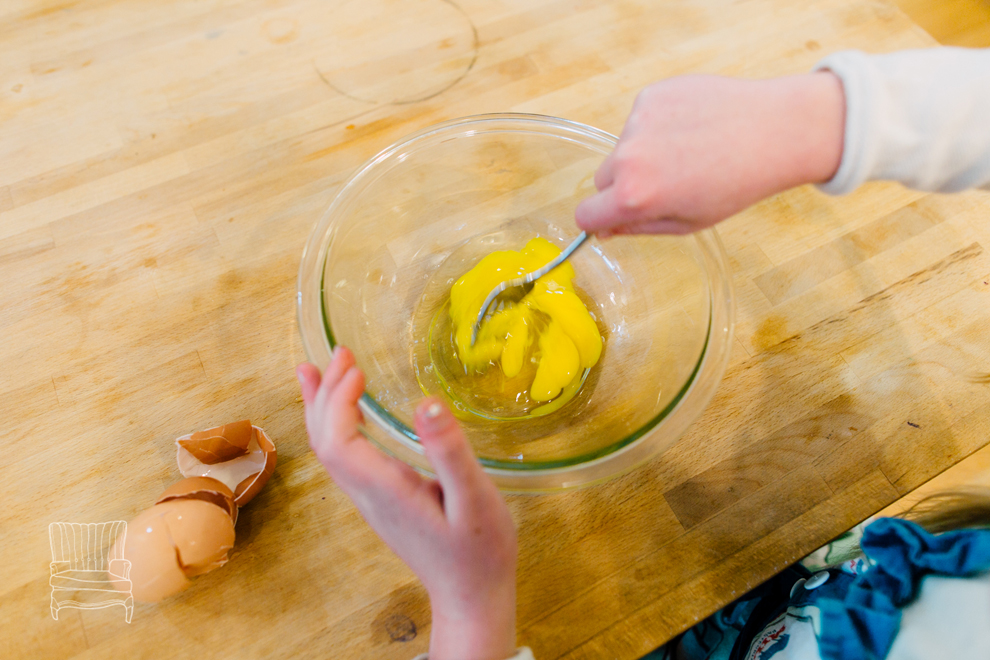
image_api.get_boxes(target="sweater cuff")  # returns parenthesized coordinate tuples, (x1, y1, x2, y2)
(412, 647, 535, 660)
(812, 50, 879, 195)
(813, 47, 990, 194)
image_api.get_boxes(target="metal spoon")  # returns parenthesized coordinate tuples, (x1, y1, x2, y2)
(470, 231, 589, 346)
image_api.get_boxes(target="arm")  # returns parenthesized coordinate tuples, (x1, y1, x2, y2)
(576, 47, 990, 237)
(575, 71, 845, 235)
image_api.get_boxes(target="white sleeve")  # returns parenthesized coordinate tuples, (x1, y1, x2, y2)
(813, 47, 990, 194)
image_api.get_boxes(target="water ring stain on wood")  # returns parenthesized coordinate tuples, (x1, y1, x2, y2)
(310, 0, 478, 105)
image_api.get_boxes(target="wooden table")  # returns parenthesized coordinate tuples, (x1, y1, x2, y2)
(3, 1, 989, 658)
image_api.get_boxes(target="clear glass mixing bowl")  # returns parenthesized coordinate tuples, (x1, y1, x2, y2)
(298, 114, 734, 493)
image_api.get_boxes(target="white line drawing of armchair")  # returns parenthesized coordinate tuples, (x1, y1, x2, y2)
(49, 521, 133, 623)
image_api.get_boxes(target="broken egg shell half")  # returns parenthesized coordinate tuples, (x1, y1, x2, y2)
(113, 499, 236, 603)
(156, 476, 238, 526)
(178, 419, 253, 464)
(176, 424, 276, 507)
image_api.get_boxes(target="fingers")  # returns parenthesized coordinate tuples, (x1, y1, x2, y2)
(300, 350, 450, 534)
(296, 363, 322, 406)
(576, 183, 693, 236)
(303, 351, 491, 526)
(575, 186, 627, 233)
(315, 369, 439, 498)
(300, 346, 365, 463)
(308, 364, 419, 495)
(307, 366, 365, 468)
(333, 436, 426, 496)
(415, 398, 488, 521)
(594, 151, 615, 191)
(613, 218, 693, 235)
(315, 346, 356, 406)
(326, 367, 365, 444)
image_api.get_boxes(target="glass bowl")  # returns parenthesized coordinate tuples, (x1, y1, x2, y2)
(298, 114, 734, 493)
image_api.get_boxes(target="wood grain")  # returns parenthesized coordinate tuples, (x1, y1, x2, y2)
(893, 0, 990, 47)
(2, 1, 990, 659)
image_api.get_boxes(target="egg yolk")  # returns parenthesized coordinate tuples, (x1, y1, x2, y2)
(449, 237, 603, 403)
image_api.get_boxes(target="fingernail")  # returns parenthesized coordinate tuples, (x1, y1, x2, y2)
(295, 367, 304, 384)
(332, 346, 341, 358)
(425, 402, 443, 419)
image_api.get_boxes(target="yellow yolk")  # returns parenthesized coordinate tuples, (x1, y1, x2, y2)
(449, 237, 603, 403)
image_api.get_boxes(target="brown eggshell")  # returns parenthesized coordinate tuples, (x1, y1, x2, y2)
(116, 500, 236, 602)
(155, 499, 236, 575)
(232, 427, 277, 506)
(156, 476, 238, 526)
(114, 507, 190, 603)
(178, 419, 252, 464)
(176, 423, 276, 507)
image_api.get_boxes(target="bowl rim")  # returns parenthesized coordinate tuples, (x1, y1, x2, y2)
(297, 112, 735, 492)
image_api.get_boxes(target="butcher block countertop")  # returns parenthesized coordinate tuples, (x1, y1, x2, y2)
(3, 1, 990, 658)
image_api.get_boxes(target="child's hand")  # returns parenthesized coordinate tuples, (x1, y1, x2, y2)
(575, 72, 845, 236)
(297, 347, 518, 660)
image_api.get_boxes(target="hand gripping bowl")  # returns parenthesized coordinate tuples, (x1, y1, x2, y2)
(298, 114, 734, 493)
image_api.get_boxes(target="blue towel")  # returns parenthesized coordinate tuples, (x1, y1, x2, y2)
(817, 518, 990, 660)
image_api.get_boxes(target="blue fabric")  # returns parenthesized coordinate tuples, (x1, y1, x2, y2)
(817, 518, 990, 660)
(640, 589, 765, 660)
(641, 566, 812, 660)
(640, 518, 990, 660)
(672, 588, 765, 659)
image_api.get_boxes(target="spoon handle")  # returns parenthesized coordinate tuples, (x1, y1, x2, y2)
(523, 231, 588, 284)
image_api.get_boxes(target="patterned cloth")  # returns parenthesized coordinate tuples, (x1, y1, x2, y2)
(641, 519, 990, 660)
(816, 518, 990, 660)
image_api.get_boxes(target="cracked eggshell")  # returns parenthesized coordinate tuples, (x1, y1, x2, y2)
(113, 509, 189, 603)
(156, 476, 238, 526)
(176, 423, 276, 506)
(178, 420, 252, 464)
(114, 499, 236, 602)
